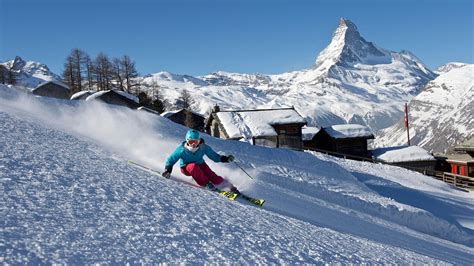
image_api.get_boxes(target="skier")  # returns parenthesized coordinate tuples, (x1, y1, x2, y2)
(163, 129, 238, 192)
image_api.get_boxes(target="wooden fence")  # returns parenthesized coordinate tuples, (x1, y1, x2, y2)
(305, 147, 474, 190)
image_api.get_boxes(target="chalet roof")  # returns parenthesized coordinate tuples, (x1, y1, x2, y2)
(454, 137, 474, 152)
(445, 153, 474, 164)
(161, 110, 179, 118)
(215, 108, 307, 139)
(161, 108, 204, 118)
(137, 106, 161, 115)
(70, 90, 95, 100)
(372, 145, 436, 163)
(323, 124, 374, 139)
(34, 80, 70, 91)
(86, 89, 139, 103)
(302, 126, 321, 141)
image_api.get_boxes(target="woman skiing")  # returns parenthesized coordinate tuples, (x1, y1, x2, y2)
(163, 129, 237, 192)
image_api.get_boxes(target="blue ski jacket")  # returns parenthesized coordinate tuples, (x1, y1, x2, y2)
(165, 140, 222, 170)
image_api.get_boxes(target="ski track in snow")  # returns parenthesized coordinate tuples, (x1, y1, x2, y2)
(1, 86, 473, 264)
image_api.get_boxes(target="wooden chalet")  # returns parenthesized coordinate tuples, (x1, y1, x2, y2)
(309, 124, 374, 157)
(32, 81, 70, 99)
(205, 106, 307, 150)
(442, 154, 474, 177)
(442, 138, 474, 177)
(372, 145, 437, 172)
(161, 109, 206, 132)
(85, 89, 139, 109)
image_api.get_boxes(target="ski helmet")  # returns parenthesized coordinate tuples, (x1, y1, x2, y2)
(185, 129, 200, 141)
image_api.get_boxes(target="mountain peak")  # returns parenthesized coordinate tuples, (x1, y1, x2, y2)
(315, 18, 389, 68)
(337, 17, 360, 37)
(12, 56, 26, 71)
(330, 18, 362, 49)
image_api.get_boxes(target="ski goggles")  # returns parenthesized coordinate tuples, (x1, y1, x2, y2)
(187, 139, 199, 146)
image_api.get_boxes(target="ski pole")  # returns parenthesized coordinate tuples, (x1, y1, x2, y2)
(233, 160, 254, 180)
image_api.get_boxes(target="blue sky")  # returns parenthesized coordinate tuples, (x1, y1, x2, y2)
(1, 0, 472, 76)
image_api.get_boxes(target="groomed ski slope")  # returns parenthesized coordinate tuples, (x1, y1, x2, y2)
(1, 85, 473, 264)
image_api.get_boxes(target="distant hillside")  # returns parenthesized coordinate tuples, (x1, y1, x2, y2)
(374, 64, 474, 153)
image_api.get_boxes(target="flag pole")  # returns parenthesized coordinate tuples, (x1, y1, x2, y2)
(404, 102, 411, 146)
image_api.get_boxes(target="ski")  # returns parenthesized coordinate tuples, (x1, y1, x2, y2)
(206, 183, 239, 201)
(128, 160, 239, 201)
(238, 193, 265, 206)
(218, 190, 239, 200)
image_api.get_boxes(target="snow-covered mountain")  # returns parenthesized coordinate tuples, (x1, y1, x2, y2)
(0, 56, 60, 88)
(374, 64, 474, 153)
(141, 18, 436, 132)
(1, 84, 473, 263)
(435, 62, 468, 74)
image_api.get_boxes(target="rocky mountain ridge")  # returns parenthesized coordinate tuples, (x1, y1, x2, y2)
(374, 64, 473, 153)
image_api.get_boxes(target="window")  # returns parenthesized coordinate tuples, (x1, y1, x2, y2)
(456, 165, 464, 175)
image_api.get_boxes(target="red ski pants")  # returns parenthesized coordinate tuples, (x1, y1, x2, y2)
(181, 162, 224, 187)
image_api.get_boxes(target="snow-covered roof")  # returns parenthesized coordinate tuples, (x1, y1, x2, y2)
(86, 89, 139, 103)
(445, 153, 474, 163)
(34, 80, 70, 90)
(86, 90, 110, 102)
(324, 124, 374, 139)
(113, 90, 139, 103)
(372, 146, 436, 163)
(137, 106, 161, 115)
(160, 110, 180, 118)
(302, 126, 321, 141)
(70, 90, 94, 100)
(160, 108, 203, 118)
(216, 108, 306, 139)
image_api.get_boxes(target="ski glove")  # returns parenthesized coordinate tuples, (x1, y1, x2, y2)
(221, 155, 235, 163)
(162, 167, 172, 179)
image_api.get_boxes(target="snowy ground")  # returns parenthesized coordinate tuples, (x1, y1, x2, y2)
(1, 85, 473, 264)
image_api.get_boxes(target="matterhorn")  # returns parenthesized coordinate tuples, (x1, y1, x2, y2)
(142, 18, 436, 132)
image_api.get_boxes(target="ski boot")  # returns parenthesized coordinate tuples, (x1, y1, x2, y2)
(206, 182, 217, 191)
(230, 186, 240, 194)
